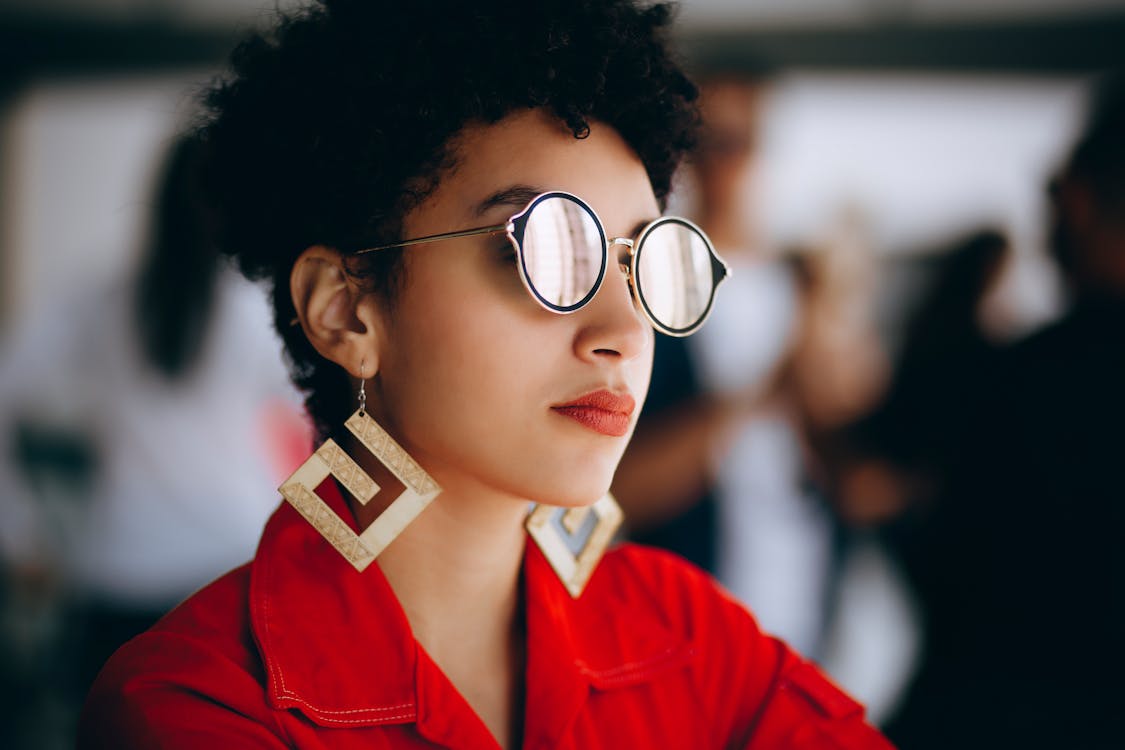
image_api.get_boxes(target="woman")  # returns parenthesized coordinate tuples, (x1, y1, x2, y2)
(79, 1, 893, 747)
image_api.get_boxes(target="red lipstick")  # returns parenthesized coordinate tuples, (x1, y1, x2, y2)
(551, 390, 636, 437)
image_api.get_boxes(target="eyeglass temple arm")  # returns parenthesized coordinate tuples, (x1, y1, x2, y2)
(355, 223, 511, 255)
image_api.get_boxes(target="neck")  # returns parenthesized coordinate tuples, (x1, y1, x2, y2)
(347, 457, 529, 652)
(347, 456, 529, 748)
(338, 399, 530, 747)
(370, 492, 527, 647)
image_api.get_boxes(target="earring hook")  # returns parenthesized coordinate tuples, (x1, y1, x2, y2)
(358, 361, 367, 415)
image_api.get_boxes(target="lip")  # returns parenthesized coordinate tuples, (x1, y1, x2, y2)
(551, 390, 636, 437)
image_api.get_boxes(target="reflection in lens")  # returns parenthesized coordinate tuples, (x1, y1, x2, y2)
(521, 196, 604, 309)
(636, 221, 715, 332)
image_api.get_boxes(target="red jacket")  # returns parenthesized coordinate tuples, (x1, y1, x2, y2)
(80, 482, 894, 749)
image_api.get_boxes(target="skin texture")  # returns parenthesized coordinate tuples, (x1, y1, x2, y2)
(289, 108, 659, 748)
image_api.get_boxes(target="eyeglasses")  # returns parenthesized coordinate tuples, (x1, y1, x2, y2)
(356, 191, 730, 337)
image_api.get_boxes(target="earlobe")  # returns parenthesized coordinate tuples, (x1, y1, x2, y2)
(290, 245, 380, 377)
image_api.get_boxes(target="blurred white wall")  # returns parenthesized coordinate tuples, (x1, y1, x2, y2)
(1, 72, 209, 328)
(756, 72, 1090, 334)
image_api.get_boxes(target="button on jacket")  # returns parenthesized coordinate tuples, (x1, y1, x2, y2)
(80, 481, 894, 749)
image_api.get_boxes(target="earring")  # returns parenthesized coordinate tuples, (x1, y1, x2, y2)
(525, 494, 624, 598)
(278, 362, 442, 572)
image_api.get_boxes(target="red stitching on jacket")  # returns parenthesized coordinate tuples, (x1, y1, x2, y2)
(578, 645, 693, 688)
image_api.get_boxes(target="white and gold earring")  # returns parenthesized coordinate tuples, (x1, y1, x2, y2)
(278, 363, 442, 572)
(279, 363, 623, 594)
(525, 495, 624, 598)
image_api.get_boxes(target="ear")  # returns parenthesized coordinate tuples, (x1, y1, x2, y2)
(290, 245, 383, 378)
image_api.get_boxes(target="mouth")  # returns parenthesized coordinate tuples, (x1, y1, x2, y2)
(551, 390, 636, 437)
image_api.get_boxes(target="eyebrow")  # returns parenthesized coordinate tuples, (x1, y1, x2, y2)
(472, 184, 660, 238)
(472, 184, 548, 218)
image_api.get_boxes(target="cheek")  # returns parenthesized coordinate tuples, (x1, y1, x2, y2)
(379, 268, 557, 447)
(375, 255, 656, 503)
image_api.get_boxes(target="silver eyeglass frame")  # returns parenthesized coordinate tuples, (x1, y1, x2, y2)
(355, 190, 730, 337)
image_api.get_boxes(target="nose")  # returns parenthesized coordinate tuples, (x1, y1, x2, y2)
(572, 259, 650, 363)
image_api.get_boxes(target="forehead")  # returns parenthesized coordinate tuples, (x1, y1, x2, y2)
(403, 109, 660, 237)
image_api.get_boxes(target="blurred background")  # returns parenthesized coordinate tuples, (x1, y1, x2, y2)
(1, 1, 1123, 748)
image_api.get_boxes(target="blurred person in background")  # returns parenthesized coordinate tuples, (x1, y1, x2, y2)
(878, 229, 1010, 491)
(878, 74, 1125, 749)
(0, 135, 307, 747)
(815, 230, 1011, 736)
(612, 73, 793, 575)
(836, 229, 1012, 529)
(613, 72, 894, 669)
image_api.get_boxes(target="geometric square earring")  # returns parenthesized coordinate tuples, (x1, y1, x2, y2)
(278, 371, 442, 572)
(525, 493, 624, 598)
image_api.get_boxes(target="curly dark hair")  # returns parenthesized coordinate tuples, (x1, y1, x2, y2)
(198, 0, 699, 441)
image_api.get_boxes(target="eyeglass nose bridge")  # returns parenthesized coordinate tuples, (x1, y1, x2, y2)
(609, 237, 635, 273)
(606, 236, 644, 314)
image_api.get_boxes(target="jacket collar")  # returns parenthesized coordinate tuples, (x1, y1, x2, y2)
(249, 480, 689, 741)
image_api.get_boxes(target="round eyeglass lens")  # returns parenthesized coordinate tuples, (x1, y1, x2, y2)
(520, 196, 605, 311)
(635, 221, 716, 332)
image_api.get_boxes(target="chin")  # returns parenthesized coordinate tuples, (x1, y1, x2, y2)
(486, 444, 622, 508)
(524, 473, 612, 509)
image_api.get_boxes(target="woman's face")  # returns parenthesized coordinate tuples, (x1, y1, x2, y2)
(366, 109, 658, 507)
